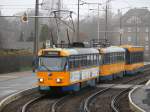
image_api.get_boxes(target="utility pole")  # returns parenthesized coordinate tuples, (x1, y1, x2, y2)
(98, 4, 100, 42)
(118, 9, 122, 45)
(105, 0, 108, 41)
(57, 0, 61, 44)
(135, 16, 138, 45)
(85, 2, 101, 43)
(34, 0, 39, 69)
(77, 0, 80, 42)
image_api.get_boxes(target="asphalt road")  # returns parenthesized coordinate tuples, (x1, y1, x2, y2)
(0, 71, 37, 101)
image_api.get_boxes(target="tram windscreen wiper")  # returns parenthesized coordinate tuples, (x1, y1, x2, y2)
(40, 65, 52, 71)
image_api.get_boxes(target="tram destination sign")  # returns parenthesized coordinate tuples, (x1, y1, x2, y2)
(44, 51, 59, 56)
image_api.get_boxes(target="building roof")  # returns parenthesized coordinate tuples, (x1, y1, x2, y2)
(122, 8, 150, 26)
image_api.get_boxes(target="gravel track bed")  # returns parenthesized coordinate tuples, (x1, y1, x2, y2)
(117, 92, 133, 112)
(89, 89, 125, 112)
(26, 96, 58, 112)
(55, 88, 100, 112)
(1, 92, 41, 112)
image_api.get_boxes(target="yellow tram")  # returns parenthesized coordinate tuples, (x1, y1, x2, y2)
(37, 48, 100, 92)
(99, 46, 126, 80)
(121, 45, 144, 75)
(35, 45, 144, 93)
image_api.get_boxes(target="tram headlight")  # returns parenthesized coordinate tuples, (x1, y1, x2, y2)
(56, 78, 62, 83)
(39, 78, 44, 83)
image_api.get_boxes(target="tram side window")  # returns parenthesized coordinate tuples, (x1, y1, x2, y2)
(87, 55, 91, 65)
(104, 54, 108, 64)
(69, 57, 74, 70)
(80, 55, 87, 67)
(114, 52, 117, 63)
(96, 54, 100, 65)
(102, 54, 105, 64)
(91, 54, 94, 65)
(104, 53, 109, 64)
(129, 52, 144, 64)
(99, 55, 102, 65)
(120, 52, 124, 62)
(109, 53, 111, 64)
(125, 50, 129, 64)
(116, 52, 119, 62)
(118, 52, 121, 62)
(90, 55, 92, 65)
(112, 53, 115, 63)
(123, 52, 125, 61)
(114, 52, 118, 63)
(75, 56, 80, 68)
(121, 53, 122, 61)
(93, 55, 97, 65)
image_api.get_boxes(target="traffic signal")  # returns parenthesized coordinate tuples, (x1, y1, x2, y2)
(21, 13, 28, 23)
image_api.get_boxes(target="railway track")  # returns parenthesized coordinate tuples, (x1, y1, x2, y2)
(1, 65, 150, 112)
(51, 95, 71, 112)
(0, 90, 65, 112)
(21, 96, 43, 112)
(111, 77, 148, 112)
(21, 95, 61, 112)
(1, 92, 41, 112)
(111, 89, 131, 112)
(43, 66, 150, 112)
(51, 88, 100, 112)
(83, 67, 150, 112)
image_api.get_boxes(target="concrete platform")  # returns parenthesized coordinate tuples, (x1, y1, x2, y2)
(144, 62, 150, 65)
(97, 84, 143, 89)
(0, 71, 36, 101)
(129, 82, 150, 112)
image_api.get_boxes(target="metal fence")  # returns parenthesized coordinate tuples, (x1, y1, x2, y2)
(0, 55, 33, 74)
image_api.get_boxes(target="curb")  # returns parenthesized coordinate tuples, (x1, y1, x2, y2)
(0, 87, 38, 112)
(146, 80, 150, 86)
(128, 86, 146, 112)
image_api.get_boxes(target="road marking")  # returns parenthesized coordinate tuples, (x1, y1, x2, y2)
(0, 76, 18, 78)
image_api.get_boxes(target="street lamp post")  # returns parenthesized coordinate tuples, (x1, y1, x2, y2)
(90, 4, 101, 42)
(33, 0, 39, 70)
(77, 0, 80, 42)
(83, 2, 101, 42)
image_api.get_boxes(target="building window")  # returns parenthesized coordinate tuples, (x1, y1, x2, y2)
(128, 27, 131, 32)
(145, 45, 149, 51)
(128, 36, 132, 42)
(145, 36, 149, 42)
(137, 27, 140, 32)
(145, 27, 149, 32)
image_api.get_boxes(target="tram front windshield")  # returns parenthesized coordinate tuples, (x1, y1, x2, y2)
(39, 57, 67, 71)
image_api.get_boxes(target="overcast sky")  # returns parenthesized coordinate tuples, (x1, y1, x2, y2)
(0, 0, 150, 16)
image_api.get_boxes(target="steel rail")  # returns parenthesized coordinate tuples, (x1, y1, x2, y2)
(111, 80, 147, 112)
(21, 96, 43, 112)
(51, 95, 71, 112)
(83, 66, 150, 112)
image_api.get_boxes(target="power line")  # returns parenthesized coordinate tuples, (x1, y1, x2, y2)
(0, 4, 36, 7)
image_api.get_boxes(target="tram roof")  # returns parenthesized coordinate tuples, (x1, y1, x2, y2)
(99, 46, 125, 53)
(121, 45, 144, 52)
(38, 48, 99, 56)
